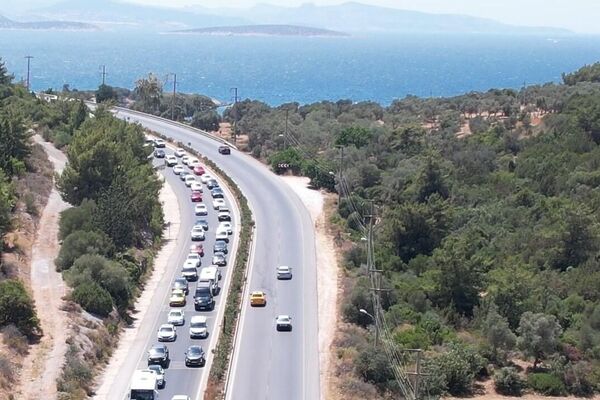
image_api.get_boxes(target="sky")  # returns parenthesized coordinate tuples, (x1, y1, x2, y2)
(126, 0, 600, 33)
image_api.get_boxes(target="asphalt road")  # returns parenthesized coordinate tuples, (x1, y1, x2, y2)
(114, 109, 320, 400)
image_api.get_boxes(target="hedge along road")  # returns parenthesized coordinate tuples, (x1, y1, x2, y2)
(112, 108, 320, 400)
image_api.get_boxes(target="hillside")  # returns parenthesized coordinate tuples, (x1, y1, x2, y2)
(171, 24, 348, 37)
(0, 14, 97, 30)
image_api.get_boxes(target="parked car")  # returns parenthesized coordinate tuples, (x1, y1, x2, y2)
(218, 145, 231, 155)
(154, 138, 166, 148)
(194, 204, 208, 216)
(210, 188, 224, 198)
(172, 277, 189, 294)
(250, 291, 267, 307)
(165, 155, 177, 166)
(275, 315, 293, 331)
(147, 344, 169, 367)
(190, 226, 205, 241)
(184, 345, 206, 367)
(189, 315, 208, 339)
(154, 149, 166, 158)
(191, 191, 203, 202)
(173, 165, 185, 175)
(145, 365, 165, 388)
(174, 148, 185, 157)
(212, 252, 227, 266)
(193, 165, 205, 176)
(276, 265, 293, 280)
(212, 198, 226, 210)
(157, 324, 177, 342)
(213, 240, 228, 254)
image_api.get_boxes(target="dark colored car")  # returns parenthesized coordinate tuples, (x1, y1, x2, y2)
(172, 277, 189, 294)
(206, 179, 219, 190)
(194, 284, 214, 311)
(193, 165, 205, 176)
(210, 188, 224, 198)
(147, 344, 170, 367)
(154, 149, 166, 158)
(194, 219, 209, 231)
(191, 191, 203, 202)
(212, 252, 227, 266)
(179, 171, 191, 181)
(218, 145, 231, 155)
(185, 345, 206, 367)
(213, 240, 228, 254)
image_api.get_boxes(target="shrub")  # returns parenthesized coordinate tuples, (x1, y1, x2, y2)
(55, 230, 114, 271)
(527, 372, 567, 396)
(0, 353, 14, 384)
(494, 367, 525, 396)
(563, 361, 595, 397)
(431, 342, 486, 395)
(2, 324, 28, 355)
(0, 279, 40, 337)
(70, 280, 113, 317)
(355, 345, 394, 390)
(58, 199, 97, 239)
(394, 326, 431, 350)
(23, 192, 38, 217)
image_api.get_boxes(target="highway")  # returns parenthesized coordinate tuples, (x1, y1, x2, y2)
(114, 108, 320, 400)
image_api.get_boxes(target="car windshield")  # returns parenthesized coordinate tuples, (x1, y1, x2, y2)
(151, 347, 165, 355)
(193, 227, 203, 232)
(191, 321, 206, 328)
(148, 365, 162, 373)
(170, 311, 181, 317)
(160, 326, 173, 332)
(188, 347, 202, 356)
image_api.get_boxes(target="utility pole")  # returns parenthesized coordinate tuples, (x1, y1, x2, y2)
(405, 349, 427, 400)
(230, 87, 238, 143)
(284, 109, 289, 149)
(171, 73, 177, 121)
(24, 56, 33, 91)
(336, 145, 344, 203)
(100, 65, 107, 86)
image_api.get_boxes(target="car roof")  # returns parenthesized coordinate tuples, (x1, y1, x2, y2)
(190, 315, 208, 323)
(172, 289, 184, 295)
(251, 291, 265, 296)
(159, 323, 174, 328)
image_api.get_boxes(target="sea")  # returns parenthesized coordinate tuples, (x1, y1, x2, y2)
(1, 30, 600, 106)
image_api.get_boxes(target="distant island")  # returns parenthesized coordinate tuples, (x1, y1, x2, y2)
(170, 24, 349, 37)
(0, 15, 98, 31)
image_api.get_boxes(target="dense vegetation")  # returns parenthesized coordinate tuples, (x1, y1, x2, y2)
(219, 66, 600, 397)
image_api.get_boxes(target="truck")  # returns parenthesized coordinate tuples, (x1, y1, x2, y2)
(128, 369, 159, 400)
(199, 266, 220, 295)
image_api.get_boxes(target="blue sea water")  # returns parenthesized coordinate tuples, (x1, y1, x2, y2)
(1, 31, 600, 105)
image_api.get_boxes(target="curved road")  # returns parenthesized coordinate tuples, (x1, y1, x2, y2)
(115, 109, 320, 400)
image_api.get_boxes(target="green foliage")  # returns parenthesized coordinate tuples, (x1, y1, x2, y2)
(527, 372, 567, 396)
(191, 110, 221, 131)
(0, 279, 40, 337)
(494, 367, 526, 396)
(70, 280, 113, 317)
(335, 126, 373, 148)
(0, 58, 13, 85)
(355, 346, 395, 389)
(268, 147, 303, 175)
(563, 63, 600, 85)
(0, 111, 30, 176)
(58, 199, 97, 240)
(95, 84, 117, 103)
(430, 342, 486, 395)
(482, 303, 517, 362)
(518, 312, 563, 368)
(0, 170, 14, 243)
(55, 230, 115, 271)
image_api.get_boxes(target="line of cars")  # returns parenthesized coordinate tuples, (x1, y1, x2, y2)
(130, 139, 234, 400)
(249, 265, 295, 331)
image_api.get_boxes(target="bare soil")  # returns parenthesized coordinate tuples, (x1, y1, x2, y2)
(15, 136, 70, 400)
(280, 176, 340, 400)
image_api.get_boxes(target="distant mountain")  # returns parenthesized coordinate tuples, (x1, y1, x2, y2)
(171, 24, 348, 37)
(0, 14, 97, 30)
(190, 2, 572, 35)
(31, 0, 248, 30)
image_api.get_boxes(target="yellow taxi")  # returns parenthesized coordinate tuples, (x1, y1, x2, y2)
(250, 291, 267, 307)
(169, 289, 186, 307)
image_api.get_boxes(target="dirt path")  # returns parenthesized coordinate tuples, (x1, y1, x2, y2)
(16, 136, 70, 400)
(281, 176, 339, 400)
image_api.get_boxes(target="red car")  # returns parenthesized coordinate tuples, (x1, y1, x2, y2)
(191, 191, 203, 202)
(190, 244, 204, 257)
(193, 165, 206, 176)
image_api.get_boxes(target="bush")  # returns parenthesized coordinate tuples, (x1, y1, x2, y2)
(527, 373, 567, 396)
(58, 199, 97, 240)
(0, 279, 40, 337)
(355, 345, 395, 390)
(23, 192, 38, 217)
(494, 367, 525, 396)
(431, 342, 486, 395)
(55, 230, 114, 271)
(394, 326, 431, 350)
(70, 280, 113, 317)
(0, 353, 14, 384)
(2, 324, 28, 355)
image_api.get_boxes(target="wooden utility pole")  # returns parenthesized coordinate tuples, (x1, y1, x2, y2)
(25, 56, 33, 90)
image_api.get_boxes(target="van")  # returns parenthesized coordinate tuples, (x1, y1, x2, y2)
(199, 267, 220, 296)
(189, 315, 208, 338)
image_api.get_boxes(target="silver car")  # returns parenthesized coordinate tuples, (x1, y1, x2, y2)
(157, 324, 177, 342)
(276, 266, 293, 280)
(167, 309, 185, 326)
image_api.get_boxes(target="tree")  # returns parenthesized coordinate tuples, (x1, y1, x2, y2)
(494, 367, 525, 396)
(55, 230, 115, 271)
(191, 110, 221, 131)
(430, 342, 485, 395)
(0, 171, 14, 243)
(416, 156, 449, 202)
(335, 126, 372, 148)
(355, 345, 395, 390)
(0, 112, 30, 176)
(133, 74, 163, 114)
(482, 303, 516, 362)
(94, 176, 135, 248)
(0, 279, 40, 337)
(58, 199, 97, 240)
(0, 58, 13, 85)
(95, 84, 117, 103)
(517, 312, 562, 369)
(70, 100, 87, 131)
(71, 280, 113, 317)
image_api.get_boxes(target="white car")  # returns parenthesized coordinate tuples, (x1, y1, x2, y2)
(174, 148, 186, 158)
(172, 396, 191, 400)
(173, 165, 184, 175)
(154, 138, 166, 148)
(182, 155, 190, 165)
(215, 230, 229, 243)
(218, 222, 233, 235)
(189, 315, 208, 339)
(190, 182, 203, 192)
(218, 209, 231, 221)
(167, 309, 185, 326)
(212, 198, 226, 210)
(194, 204, 208, 216)
(157, 324, 177, 342)
(199, 173, 213, 184)
(184, 175, 197, 187)
(277, 265, 293, 280)
(275, 315, 293, 331)
(191, 226, 205, 241)
(165, 155, 178, 167)
(186, 253, 202, 268)
(188, 158, 200, 169)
